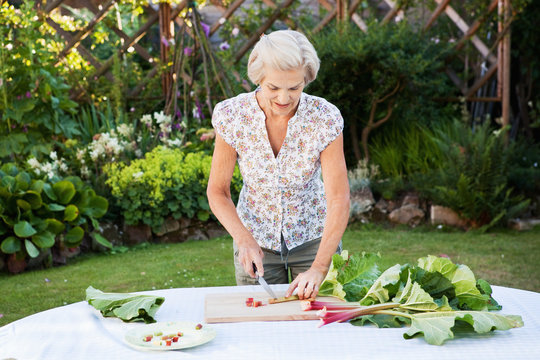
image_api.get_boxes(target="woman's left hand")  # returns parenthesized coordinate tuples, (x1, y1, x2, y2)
(285, 266, 327, 300)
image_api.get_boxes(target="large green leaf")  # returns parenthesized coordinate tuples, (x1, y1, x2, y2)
(404, 311, 524, 345)
(64, 204, 79, 222)
(30, 180, 45, 193)
(32, 231, 56, 248)
(23, 190, 43, 209)
(53, 180, 76, 204)
(42, 183, 57, 201)
(25, 239, 40, 258)
(14, 221, 37, 237)
(16, 199, 32, 212)
(46, 218, 65, 234)
(86, 286, 165, 323)
(81, 195, 108, 218)
(64, 226, 84, 247)
(1, 236, 21, 254)
(92, 232, 113, 249)
(48, 203, 66, 211)
(15, 172, 31, 191)
(360, 264, 403, 305)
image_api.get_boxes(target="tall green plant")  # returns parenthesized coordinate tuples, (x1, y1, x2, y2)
(413, 120, 529, 231)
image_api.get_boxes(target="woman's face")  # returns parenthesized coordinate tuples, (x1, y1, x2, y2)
(257, 66, 305, 119)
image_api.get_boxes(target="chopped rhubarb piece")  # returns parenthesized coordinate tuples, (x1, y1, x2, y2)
(143, 335, 153, 342)
(166, 340, 172, 346)
(195, 323, 203, 330)
(300, 300, 312, 311)
(172, 336, 179, 342)
(177, 331, 183, 336)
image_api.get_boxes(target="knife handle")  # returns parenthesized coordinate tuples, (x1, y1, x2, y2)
(252, 262, 258, 275)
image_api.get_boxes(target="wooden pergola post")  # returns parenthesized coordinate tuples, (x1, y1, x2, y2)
(159, 2, 174, 100)
(336, 0, 348, 23)
(499, 0, 511, 135)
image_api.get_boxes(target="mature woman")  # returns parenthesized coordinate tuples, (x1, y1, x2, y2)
(207, 30, 349, 300)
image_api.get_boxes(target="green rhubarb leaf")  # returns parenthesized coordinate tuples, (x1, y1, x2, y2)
(86, 286, 165, 323)
(418, 255, 490, 310)
(351, 314, 410, 328)
(403, 311, 524, 345)
(360, 264, 404, 306)
(397, 278, 439, 312)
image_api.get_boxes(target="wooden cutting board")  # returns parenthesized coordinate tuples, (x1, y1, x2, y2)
(204, 292, 337, 323)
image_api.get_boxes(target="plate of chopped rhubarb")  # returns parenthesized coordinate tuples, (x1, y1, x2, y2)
(124, 321, 216, 351)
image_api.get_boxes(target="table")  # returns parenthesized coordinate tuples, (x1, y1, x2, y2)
(1, 284, 539, 360)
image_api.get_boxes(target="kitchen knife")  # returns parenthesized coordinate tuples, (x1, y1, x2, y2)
(253, 263, 277, 299)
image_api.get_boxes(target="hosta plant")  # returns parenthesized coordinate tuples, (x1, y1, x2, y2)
(0, 163, 108, 272)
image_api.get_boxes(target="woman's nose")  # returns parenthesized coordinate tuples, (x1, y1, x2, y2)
(277, 90, 290, 104)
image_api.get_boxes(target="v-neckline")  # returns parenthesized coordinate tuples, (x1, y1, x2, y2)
(253, 89, 302, 161)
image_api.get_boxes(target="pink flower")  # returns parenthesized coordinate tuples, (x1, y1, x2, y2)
(26, 91, 32, 98)
(184, 47, 193, 56)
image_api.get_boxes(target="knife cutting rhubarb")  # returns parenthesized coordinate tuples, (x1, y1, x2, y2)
(252, 263, 277, 299)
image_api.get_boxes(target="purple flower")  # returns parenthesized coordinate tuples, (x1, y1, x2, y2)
(174, 122, 182, 131)
(195, 100, 204, 120)
(17, 95, 21, 100)
(0, 314, 3, 319)
(22, 125, 28, 133)
(176, 110, 182, 119)
(26, 91, 32, 98)
(184, 47, 193, 56)
(130, 107, 135, 112)
(219, 41, 230, 51)
(44, 278, 50, 282)
(161, 36, 169, 48)
(200, 22, 210, 38)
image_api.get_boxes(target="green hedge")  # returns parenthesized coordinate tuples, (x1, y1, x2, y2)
(105, 146, 242, 233)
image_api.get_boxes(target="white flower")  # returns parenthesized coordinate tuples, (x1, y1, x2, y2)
(132, 171, 143, 180)
(6, 43, 13, 51)
(81, 166, 90, 178)
(166, 138, 182, 147)
(90, 149, 100, 161)
(117, 123, 133, 138)
(76, 149, 85, 160)
(135, 149, 142, 158)
(232, 27, 239, 37)
(50, 151, 57, 160)
(27, 158, 41, 169)
(59, 161, 68, 172)
(192, 107, 200, 119)
(141, 114, 153, 126)
(219, 17, 226, 24)
(154, 111, 171, 125)
(41, 163, 54, 179)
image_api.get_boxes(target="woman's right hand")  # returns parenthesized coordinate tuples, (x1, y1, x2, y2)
(236, 236, 265, 278)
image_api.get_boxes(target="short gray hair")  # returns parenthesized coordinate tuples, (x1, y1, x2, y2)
(247, 30, 320, 86)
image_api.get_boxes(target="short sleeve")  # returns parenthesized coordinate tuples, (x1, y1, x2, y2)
(211, 100, 237, 149)
(317, 101, 344, 152)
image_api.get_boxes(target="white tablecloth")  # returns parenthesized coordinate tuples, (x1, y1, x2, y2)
(1, 284, 539, 360)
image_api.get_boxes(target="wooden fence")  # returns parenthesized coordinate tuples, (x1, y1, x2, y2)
(34, 0, 514, 127)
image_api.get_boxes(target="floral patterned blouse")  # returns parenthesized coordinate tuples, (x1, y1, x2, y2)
(211, 89, 344, 252)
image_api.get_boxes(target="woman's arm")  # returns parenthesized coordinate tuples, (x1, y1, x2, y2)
(207, 134, 264, 278)
(286, 133, 350, 299)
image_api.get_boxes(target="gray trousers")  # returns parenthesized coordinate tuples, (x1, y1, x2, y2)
(233, 237, 341, 285)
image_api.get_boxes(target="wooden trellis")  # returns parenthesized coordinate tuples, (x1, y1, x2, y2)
(35, 0, 513, 128)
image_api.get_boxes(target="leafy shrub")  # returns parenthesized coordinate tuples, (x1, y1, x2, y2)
(0, 2, 81, 161)
(309, 22, 457, 166)
(104, 146, 242, 233)
(0, 163, 108, 266)
(412, 120, 529, 230)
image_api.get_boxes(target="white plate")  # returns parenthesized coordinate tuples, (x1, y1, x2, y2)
(124, 321, 216, 351)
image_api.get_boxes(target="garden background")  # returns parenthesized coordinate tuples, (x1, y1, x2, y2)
(1, 0, 539, 326)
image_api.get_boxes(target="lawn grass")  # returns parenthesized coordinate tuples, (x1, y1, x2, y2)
(1, 225, 539, 327)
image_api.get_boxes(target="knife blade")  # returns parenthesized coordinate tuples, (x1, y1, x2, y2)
(253, 263, 277, 299)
